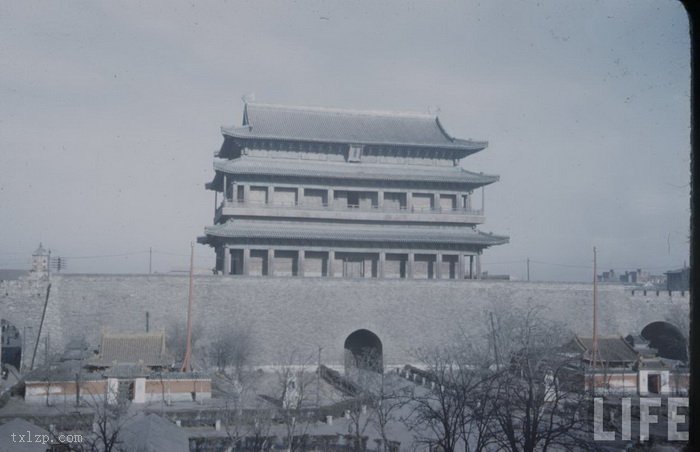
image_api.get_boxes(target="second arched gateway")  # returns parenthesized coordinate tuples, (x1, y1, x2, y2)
(344, 329, 383, 373)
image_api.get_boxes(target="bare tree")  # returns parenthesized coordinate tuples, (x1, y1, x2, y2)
(208, 324, 254, 377)
(166, 320, 203, 368)
(217, 371, 273, 452)
(343, 349, 408, 452)
(50, 383, 137, 452)
(274, 349, 315, 452)
(405, 344, 494, 452)
(405, 307, 595, 452)
(484, 307, 594, 452)
(369, 369, 408, 452)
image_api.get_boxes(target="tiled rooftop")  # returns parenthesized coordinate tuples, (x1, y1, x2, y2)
(211, 157, 498, 185)
(204, 219, 508, 246)
(571, 336, 640, 365)
(89, 331, 171, 368)
(222, 102, 487, 151)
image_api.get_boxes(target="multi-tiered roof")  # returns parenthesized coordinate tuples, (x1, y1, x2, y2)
(200, 102, 507, 279)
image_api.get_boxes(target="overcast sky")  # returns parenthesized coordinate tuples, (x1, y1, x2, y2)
(0, 1, 690, 281)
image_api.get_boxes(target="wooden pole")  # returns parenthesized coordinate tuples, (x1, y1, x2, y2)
(591, 247, 599, 391)
(527, 258, 530, 282)
(489, 312, 500, 366)
(181, 242, 195, 372)
(30, 283, 51, 370)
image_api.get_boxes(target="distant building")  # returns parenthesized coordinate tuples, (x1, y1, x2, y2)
(199, 102, 508, 279)
(665, 267, 690, 291)
(596, 267, 668, 288)
(30, 243, 49, 276)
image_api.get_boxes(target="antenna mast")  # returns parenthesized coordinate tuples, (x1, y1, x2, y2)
(181, 242, 195, 372)
(592, 247, 600, 379)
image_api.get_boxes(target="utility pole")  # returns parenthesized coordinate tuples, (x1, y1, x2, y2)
(316, 346, 323, 407)
(30, 284, 51, 371)
(489, 312, 500, 366)
(527, 258, 530, 282)
(149, 247, 152, 274)
(591, 247, 600, 392)
(181, 242, 195, 372)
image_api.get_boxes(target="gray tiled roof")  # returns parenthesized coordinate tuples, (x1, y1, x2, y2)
(203, 219, 508, 247)
(121, 414, 190, 452)
(212, 157, 498, 186)
(571, 336, 640, 364)
(222, 102, 487, 151)
(89, 332, 171, 367)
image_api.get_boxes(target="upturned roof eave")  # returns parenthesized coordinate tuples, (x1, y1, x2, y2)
(202, 223, 509, 247)
(210, 158, 500, 186)
(220, 126, 488, 152)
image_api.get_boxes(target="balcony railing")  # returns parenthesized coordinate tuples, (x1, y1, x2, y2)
(220, 199, 484, 216)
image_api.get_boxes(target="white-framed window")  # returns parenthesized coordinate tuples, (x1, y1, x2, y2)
(347, 144, 363, 162)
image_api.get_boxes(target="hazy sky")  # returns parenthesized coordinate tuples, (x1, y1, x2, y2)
(0, 1, 690, 281)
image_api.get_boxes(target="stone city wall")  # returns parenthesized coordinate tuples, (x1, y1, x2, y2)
(1, 275, 689, 367)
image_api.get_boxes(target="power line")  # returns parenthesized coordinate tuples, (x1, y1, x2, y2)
(63, 250, 150, 260)
(530, 260, 591, 269)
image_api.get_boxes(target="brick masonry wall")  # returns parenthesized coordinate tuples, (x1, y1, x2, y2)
(0, 275, 689, 367)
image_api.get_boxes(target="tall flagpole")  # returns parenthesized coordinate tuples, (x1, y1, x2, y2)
(592, 247, 599, 385)
(181, 242, 195, 372)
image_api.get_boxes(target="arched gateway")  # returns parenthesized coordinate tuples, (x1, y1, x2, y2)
(641, 321, 687, 362)
(344, 329, 383, 373)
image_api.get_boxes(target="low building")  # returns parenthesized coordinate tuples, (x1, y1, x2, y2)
(86, 331, 173, 372)
(23, 332, 211, 405)
(121, 413, 190, 452)
(566, 335, 688, 396)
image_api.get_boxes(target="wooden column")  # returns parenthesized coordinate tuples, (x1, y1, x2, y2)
(458, 254, 465, 280)
(223, 246, 231, 275)
(435, 252, 442, 279)
(475, 253, 482, 280)
(469, 256, 474, 279)
(297, 250, 305, 277)
(328, 250, 335, 277)
(377, 191, 384, 209)
(269, 186, 275, 205)
(328, 189, 334, 207)
(242, 248, 250, 276)
(223, 174, 228, 203)
(378, 251, 386, 279)
(407, 252, 414, 279)
(433, 193, 439, 211)
(406, 192, 413, 211)
(242, 184, 249, 203)
(267, 249, 274, 276)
